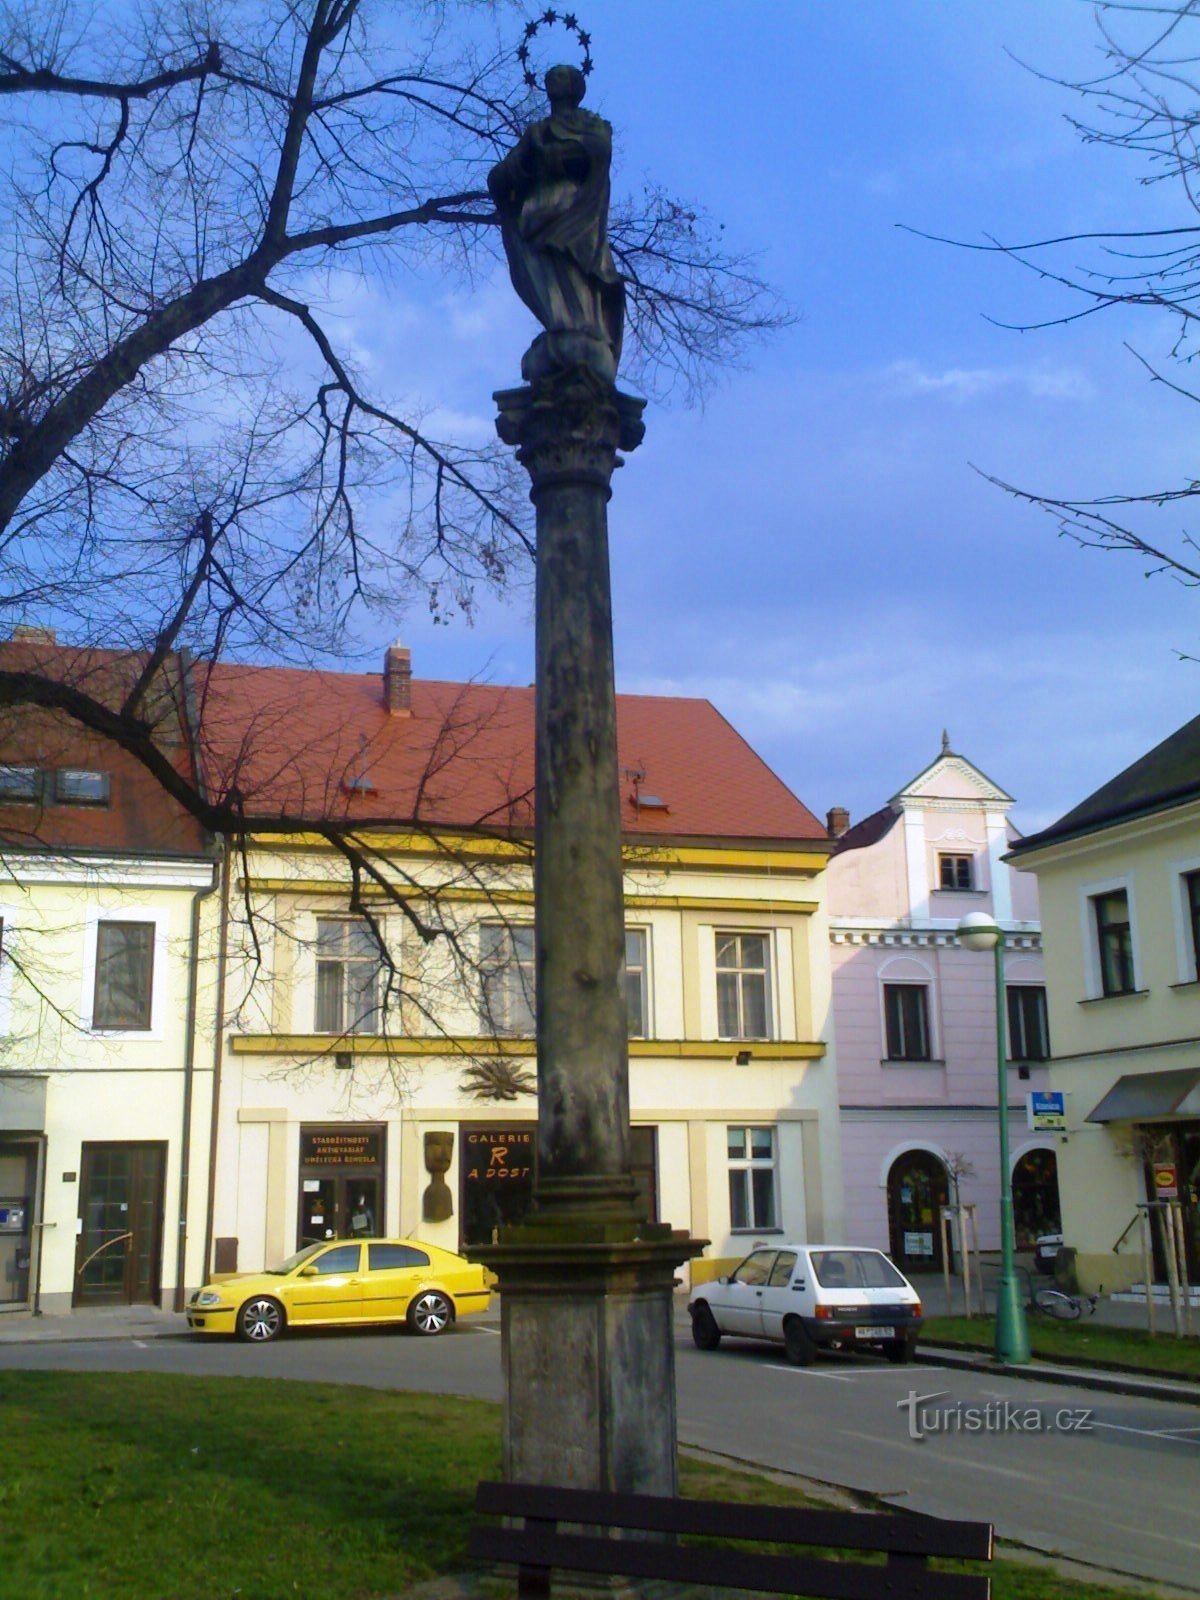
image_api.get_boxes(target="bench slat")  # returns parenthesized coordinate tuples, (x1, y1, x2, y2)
(473, 1482, 994, 1562)
(470, 1525, 990, 1600)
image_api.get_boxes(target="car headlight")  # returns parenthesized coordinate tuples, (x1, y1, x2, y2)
(194, 1290, 224, 1307)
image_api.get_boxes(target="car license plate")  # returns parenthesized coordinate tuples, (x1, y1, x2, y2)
(854, 1325, 893, 1340)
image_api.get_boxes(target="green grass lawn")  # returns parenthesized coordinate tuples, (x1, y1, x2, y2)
(921, 1315, 1200, 1379)
(0, 1371, 1168, 1600)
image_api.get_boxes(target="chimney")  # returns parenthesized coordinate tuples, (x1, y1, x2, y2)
(383, 642, 412, 715)
(826, 805, 850, 839)
(10, 623, 56, 644)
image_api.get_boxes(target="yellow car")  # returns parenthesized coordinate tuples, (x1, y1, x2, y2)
(186, 1238, 491, 1343)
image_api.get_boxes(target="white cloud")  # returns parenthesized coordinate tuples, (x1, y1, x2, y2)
(883, 359, 1093, 403)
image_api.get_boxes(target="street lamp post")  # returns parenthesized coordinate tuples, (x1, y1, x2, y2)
(957, 911, 1031, 1365)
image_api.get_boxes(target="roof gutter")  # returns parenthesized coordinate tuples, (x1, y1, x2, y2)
(1007, 782, 1200, 862)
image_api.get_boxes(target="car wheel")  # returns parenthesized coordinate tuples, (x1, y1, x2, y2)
(886, 1336, 916, 1365)
(783, 1317, 817, 1367)
(690, 1302, 722, 1351)
(408, 1290, 453, 1336)
(237, 1296, 285, 1343)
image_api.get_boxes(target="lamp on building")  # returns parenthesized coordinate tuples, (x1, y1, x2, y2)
(957, 910, 1031, 1365)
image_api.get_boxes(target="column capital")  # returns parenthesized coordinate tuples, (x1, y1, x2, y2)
(495, 367, 646, 495)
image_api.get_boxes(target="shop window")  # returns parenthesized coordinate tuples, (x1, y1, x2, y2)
(1007, 985, 1049, 1060)
(314, 918, 383, 1033)
(1092, 889, 1135, 996)
(938, 854, 974, 891)
(715, 931, 772, 1039)
(93, 921, 155, 1030)
(883, 983, 931, 1061)
(479, 923, 536, 1036)
(727, 1125, 777, 1231)
(625, 927, 649, 1037)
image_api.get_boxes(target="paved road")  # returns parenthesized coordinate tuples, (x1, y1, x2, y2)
(4, 1317, 1198, 1594)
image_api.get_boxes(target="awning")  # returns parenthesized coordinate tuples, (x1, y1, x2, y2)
(1087, 1066, 1200, 1124)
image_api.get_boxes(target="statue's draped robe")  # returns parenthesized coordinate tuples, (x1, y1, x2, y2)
(488, 105, 624, 368)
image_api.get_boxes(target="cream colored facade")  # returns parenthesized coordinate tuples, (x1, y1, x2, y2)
(211, 833, 843, 1289)
(0, 851, 217, 1313)
(1013, 797, 1200, 1292)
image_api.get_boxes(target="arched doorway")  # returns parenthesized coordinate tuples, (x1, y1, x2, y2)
(1012, 1148, 1060, 1249)
(887, 1150, 949, 1272)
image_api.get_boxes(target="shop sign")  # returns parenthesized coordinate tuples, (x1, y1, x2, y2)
(464, 1128, 533, 1185)
(1027, 1091, 1066, 1131)
(1153, 1164, 1179, 1200)
(903, 1230, 934, 1257)
(299, 1127, 382, 1168)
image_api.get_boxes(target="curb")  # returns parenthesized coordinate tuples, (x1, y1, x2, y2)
(917, 1345, 1200, 1407)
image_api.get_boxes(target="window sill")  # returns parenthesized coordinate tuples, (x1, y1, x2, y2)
(931, 888, 986, 897)
(730, 1228, 784, 1237)
(1169, 979, 1200, 992)
(880, 1057, 946, 1067)
(1077, 989, 1149, 1005)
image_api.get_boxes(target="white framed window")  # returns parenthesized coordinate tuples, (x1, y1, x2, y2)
(715, 931, 772, 1039)
(937, 853, 974, 891)
(1170, 855, 1200, 983)
(82, 907, 169, 1038)
(479, 923, 536, 1036)
(727, 1126, 778, 1232)
(0, 765, 38, 803)
(883, 982, 931, 1061)
(625, 927, 650, 1038)
(54, 768, 110, 806)
(1007, 985, 1049, 1060)
(1080, 875, 1141, 999)
(314, 917, 384, 1034)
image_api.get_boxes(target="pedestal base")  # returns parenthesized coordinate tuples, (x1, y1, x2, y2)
(476, 1229, 706, 1494)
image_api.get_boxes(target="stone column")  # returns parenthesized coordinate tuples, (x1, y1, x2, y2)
(479, 368, 703, 1496)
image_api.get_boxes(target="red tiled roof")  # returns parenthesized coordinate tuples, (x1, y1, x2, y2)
(197, 663, 826, 845)
(0, 642, 208, 857)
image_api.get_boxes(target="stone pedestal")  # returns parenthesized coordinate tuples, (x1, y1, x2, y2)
(477, 365, 704, 1494)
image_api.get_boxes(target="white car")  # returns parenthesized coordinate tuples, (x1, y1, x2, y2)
(688, 1243, 923, 1366)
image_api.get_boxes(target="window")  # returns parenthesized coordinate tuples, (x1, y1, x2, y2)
(479, 923, 536, 1036)
(727, 1126, 777, 1231)
(54, 769, 110, 806)
(625, 928, 649, 1038)
(767, 1249, 797, 1287)
(93, 921, 155, 1030)
(312, 1244, 361, 1275)
(368, 1244, 429, 1271)
(715, 932, 771, 1039)
(0, 765, 37, 803)
(314, 918, 383, 1033)
(812, 1249, 907, 1290)
(1007, 985, 1049, 1060)
(1186, 872, 1200, 981)
(883, 983, 931, 1060)
(1092, 890, 1135, 996)
(938, 854, 974, 891)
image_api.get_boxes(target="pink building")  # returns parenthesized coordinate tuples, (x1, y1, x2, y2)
(826, 738, 1060, 1274)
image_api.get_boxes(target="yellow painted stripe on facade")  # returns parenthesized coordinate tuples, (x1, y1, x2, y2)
(237, 879, 818, 916)
(245, 832, 828, 875)
(229, 1033, 825, 1060)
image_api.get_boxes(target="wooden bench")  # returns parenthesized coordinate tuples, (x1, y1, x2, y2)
(470, 1480, 993, 1600)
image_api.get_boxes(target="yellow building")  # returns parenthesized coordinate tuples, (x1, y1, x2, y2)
(1008, 715, 1200, 1293)
(200, 650, 843, 1287)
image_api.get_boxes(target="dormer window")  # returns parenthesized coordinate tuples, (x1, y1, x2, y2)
(55, 769, 110, 806)
(938, 854, 974, 891)
(0, 765, 38, 802)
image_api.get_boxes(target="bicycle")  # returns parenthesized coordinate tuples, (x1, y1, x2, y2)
(1030, 1285, 1098, 1321)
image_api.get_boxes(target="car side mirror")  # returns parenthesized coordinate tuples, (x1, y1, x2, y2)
(718, 1275, 730, 1286)
(299, 1265, 319, 1277)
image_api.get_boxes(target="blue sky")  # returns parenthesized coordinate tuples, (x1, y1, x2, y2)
(348, 2, 1200, 835)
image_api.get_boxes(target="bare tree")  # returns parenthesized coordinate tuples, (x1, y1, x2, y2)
(0, 0, 783, 1062)
(921, 1, 1200, 586)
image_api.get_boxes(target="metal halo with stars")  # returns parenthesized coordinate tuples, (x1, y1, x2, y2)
(515, 10, 593, 90)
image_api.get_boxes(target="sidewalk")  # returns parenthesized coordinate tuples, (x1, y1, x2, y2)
(0, 1305, 189, 1342)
